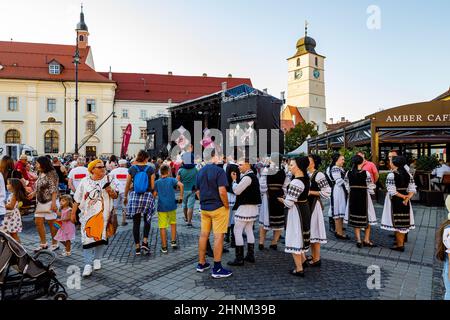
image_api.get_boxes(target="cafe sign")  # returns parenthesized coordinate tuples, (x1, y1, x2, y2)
(367, 100, 450, 127)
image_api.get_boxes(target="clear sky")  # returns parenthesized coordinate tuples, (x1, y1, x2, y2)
(1, 0, 449, 122)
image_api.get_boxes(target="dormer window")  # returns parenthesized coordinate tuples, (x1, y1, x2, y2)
(48, 60, 62, 75)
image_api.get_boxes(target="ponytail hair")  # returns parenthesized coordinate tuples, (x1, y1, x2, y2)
(351, 155, 364, 174)
(392, 156, 407, 176)
(328, 153, 341, 173)
(295, 156, 310, 177)
(308, 154, 322, 170)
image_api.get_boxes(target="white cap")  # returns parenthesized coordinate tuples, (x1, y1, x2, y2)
(119, 159, 128, 165)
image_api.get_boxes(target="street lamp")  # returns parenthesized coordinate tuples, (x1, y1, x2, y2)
(73, 40, 80, 154)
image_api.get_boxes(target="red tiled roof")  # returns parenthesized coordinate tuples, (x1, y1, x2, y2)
(0, 41, 112, 83)
(100, 72, 252, 103)
(325, 121, 352, 131)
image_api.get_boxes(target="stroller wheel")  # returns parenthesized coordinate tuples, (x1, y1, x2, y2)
(49, 283, 60, 296)
(54, 292, 68, 300)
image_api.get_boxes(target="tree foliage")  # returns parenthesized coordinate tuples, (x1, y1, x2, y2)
(284, 122, 318, 153)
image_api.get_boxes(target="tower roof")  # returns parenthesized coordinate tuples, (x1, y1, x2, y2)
(289, 22, 324, 59)
(76, 4, 88, 32)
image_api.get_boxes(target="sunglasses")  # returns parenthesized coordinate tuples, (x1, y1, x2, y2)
(95, 165, 106, 169)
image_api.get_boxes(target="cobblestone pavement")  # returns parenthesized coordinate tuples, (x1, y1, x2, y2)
(15, 201, 447, 300)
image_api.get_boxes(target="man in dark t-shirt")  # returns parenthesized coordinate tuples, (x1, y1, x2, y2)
(195, 149, 232, 278)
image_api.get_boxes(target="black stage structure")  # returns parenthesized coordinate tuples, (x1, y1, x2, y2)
(169, 84, 284, 159)
(146, 115, 169, 158)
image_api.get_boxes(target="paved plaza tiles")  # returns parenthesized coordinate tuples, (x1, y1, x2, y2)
(17, 202, 447, 300)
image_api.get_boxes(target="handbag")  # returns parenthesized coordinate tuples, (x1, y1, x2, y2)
(106, 208, 118, 238)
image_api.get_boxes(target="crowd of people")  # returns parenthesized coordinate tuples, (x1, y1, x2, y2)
(0, 147, 448, 299)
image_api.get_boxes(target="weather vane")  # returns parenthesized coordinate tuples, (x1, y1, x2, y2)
(305, 20, 309, 37)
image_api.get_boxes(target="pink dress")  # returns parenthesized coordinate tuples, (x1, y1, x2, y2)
(54, 208, 76, 242)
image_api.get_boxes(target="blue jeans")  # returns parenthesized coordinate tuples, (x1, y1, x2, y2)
(444, 259, 450, 300)
(83, 245, 105, 265)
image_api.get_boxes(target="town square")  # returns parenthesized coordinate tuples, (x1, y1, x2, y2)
(0, 0, 449, 306)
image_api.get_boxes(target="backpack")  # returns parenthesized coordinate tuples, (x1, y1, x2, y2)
(132, 165, 150, 194)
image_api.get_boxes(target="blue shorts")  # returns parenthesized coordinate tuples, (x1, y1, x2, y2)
(182, 191, 196, 209)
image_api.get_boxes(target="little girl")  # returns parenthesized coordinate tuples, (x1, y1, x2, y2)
(54, 195, 76, 256)
(0, 178, 27, 243)
(437, 195, 450, 300)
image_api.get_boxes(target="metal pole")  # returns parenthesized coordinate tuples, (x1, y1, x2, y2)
(74, 36, 80, 154)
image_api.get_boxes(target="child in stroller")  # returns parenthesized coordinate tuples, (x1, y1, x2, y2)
(0, 231, 67, 300)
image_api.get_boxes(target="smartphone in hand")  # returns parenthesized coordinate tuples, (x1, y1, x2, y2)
(103, 182, 111, 190)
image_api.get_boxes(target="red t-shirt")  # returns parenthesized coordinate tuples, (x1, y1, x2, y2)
(362, 160, 378, 183)
(14, 161, 30, 181)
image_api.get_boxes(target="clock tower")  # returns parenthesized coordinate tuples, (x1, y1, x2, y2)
(287, 23, 326, 133)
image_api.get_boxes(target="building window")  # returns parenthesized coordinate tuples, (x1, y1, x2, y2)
(47, 98, 56, 113)
(296, 58, 300, 67)
(86, 99, 96, 113)
(86, 120, 96, 133)
(79, 35, 84, 42)
(140, 128, 147, 139)
(44, 130, 59, 154)
(5, 129, 21, 144)
(8, 97, 18, 111)
(122, 109, 129, 119)
(49, 64, 61, 75)
(315, 57, 318, 67)
(140, 110, 147, 120)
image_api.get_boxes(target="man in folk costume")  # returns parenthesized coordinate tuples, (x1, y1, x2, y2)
(381, 156, 416, 252)
(259, 153, 290, 251)
(228, 158, 261, 266)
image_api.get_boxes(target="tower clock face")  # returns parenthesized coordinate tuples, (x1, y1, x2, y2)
(294, 70, 302, 80)
(313, 69, 320, 79)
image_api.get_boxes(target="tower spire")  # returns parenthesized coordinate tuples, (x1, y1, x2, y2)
(305, 20, 308, 37)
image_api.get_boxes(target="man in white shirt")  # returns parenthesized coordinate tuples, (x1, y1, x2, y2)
(109, 159, 129, 226)
(431, 160, 450, 191)
(68, 157, 89, 195)
(69, 153, 80, 170)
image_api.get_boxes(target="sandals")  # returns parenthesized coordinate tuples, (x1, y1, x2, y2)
(290, 269, 305, 277)
(363, 241, 377, 248)
(335, 232, 350, 240)
(307, 260, 321, 267)
(390, 245, 405, 252)
(33, 244, 48, 253)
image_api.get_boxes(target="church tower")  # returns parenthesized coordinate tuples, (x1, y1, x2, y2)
(76, 4, 89, 49)
(287, 23, 326, 133)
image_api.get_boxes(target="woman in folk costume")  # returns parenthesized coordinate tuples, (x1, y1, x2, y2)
(72, 159, 118, 277)
(381, 156, 416, 252)
(278, 156, 311, 277)
(326, 153, 349, 240)
(344, 155, 378, 248)
(259, 154, 290, 251)
(306, 154, 330, 266)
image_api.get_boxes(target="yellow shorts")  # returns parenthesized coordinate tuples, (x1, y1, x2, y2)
(158, 210, 177, 229)
(200, 206, 229, 234)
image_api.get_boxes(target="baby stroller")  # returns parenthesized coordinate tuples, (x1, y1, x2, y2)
(0, 231, 68, 300)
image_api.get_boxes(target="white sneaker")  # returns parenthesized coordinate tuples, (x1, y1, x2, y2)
(93, 259, 101, 271)
(51, 244, 60, 251)
(82, 264, 93, 277)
